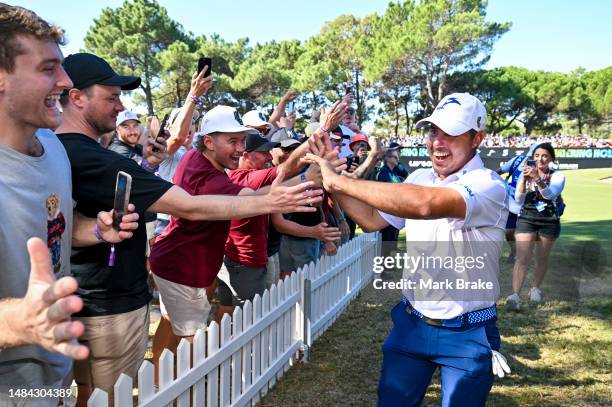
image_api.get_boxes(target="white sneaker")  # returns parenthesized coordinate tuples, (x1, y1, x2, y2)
(529, 287, 543, 303)
(506, 293, 521, 311)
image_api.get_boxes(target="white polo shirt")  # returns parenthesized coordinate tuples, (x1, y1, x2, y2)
(379, 154, 508, 319)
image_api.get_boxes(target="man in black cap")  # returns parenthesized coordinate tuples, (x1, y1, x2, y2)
(55, 53, 323, 402)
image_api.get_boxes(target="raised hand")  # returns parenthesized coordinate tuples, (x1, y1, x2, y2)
(144, 133, 169, 166)
(12, 238, 89, 359)
(369, 137, 384, 159)
(190, 67, 214, 98)
(320, 100, 348, 132)
(282, 89, 299, 103)
(302, 153, 342, 193)
(276, 112, 296, 129)
(267, 167, 323, 213)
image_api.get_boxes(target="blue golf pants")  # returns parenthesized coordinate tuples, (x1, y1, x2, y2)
(377, 301, 496, 407)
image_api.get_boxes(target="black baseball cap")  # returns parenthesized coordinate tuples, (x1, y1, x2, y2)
(245, 133, 279, 152)
(62, 53, 141, 91)
(330, 126, 351, 140)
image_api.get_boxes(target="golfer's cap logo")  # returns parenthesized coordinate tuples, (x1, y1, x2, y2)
(234, 110, 244, 125)
(258, 112, 266, 122)
(437, 97, 461, 110)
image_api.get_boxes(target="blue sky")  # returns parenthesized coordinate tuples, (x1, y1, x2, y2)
(14, 0, 612, 73)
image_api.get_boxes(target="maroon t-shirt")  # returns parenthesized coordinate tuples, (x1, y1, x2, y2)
(150, 150, 243, 287)
(225, 167, 278, 267)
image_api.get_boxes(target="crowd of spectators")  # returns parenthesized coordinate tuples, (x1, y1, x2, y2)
(388, 133, 611, 149)
(0, 5, 404, 405)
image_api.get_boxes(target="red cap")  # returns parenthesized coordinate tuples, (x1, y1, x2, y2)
(349, 133, 370, 151)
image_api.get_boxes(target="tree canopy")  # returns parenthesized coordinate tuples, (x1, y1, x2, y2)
(83, 0, 611, 138)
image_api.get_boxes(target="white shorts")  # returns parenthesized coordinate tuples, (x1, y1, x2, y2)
(152, 274, 211, 336)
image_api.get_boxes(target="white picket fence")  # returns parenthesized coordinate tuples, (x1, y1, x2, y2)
(88, 232, 380, 407)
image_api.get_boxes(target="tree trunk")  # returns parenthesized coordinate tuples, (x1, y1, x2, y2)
(354, 68, 362, 126)
(144, 81, 154, 115)
(143, 55, 155, 115)
(393, 87, 399, 138)
(404, 98, 410, 135)
(175, 78, 182, 107)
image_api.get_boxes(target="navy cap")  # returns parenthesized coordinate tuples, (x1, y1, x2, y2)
(245, 133, 279, 152)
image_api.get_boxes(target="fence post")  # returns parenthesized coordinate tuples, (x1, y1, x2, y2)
(299, 277, 312, 364)
(87, 388, 108, 407)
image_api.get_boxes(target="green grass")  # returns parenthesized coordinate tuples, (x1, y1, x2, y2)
(556, 168, 612, 241)
(259, 169, 612, 407)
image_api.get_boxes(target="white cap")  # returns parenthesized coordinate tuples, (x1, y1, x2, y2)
(242, 110, 269, 127)
(199, 106, 259, 135)
(415, 93, 486, 136)
(116, 110, 139, 127)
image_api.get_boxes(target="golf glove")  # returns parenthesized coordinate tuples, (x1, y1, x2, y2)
(491, 350, 511, 378)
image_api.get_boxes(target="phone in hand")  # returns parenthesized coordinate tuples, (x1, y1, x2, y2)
(345, 85, 353, 96)
(152, 113, 170, 153)
(113, 171, 132, 229)
(197, 57, 212, 78)
(287, 102, 295, 113)
(527, 159, 536, 167)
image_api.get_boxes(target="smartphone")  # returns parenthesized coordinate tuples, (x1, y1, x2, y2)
(347, 155, 361, 170)
(197, 57, 212, 78)
(156, 113, 170, 140)
(112, 171, 132, 229)
(527, 159, 536, 167)
(345, 85, 353, 96)
(152, 113, 170, 152)
(287, 101, 295, 113)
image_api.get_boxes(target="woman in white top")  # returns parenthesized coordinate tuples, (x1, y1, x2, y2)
(507, 143, 566, 311)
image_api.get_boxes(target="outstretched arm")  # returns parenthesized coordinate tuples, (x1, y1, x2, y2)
(271, 213, 341, 242)
(148, 168, 323, 220)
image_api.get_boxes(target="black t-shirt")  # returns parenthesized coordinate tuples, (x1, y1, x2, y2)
(267, 220, 282, 256)
(59, 133, 173, 316)
(107, 139, 144, 162)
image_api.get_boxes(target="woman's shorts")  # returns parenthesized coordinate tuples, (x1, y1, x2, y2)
(516, 215, 560, 238)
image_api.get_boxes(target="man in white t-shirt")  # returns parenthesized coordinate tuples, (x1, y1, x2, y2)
(306, 93, 511, 406)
